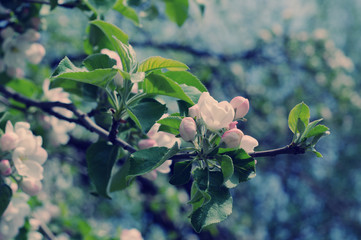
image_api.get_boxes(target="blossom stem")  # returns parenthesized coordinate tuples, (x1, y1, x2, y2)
(248, 143, 306, 158)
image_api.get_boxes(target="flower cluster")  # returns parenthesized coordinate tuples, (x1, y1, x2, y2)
(180, 92, 258, 153)
(0, 191, 30, 239)
(42, 79, 75, 146)
(0, 27, 45, 78)
(0, 121, 47, 195)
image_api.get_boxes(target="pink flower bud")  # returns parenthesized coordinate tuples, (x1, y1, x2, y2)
(138, 139, 157, 150)
(228, 121, 238, 129)
(230, 96, 249, 119)
(20, 178, 42, 196)
(222, 129, 244, 148)
(0, 159, 11, 176)
(0, 132, 19, 151)
(179, 117, 197, 142)
(188, 104, 200, 118)
(121, 228, 144, 240)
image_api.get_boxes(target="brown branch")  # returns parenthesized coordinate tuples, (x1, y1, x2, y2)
(249, 144, 306, 158)
(23, 0, 81, 9)
(0, 85, 136, 153)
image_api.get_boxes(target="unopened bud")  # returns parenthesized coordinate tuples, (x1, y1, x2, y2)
(228, 121, 238, 129)
(230, 96, 249, 119)
(0, 159, 11, 176)
(179, 117, 197, 142)
(20, 178, 42, 196)
(222, 129, 244, 148)
(138, 139, 157, 150)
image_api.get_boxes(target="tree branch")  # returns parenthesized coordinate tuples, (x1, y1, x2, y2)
(0, 85, 136, 153)
(0, 86, 307, 160)
(249, 144, 306, 158)
(23, 0, 81, 9)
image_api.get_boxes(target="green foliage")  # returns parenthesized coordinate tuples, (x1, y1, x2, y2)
(157, 116, 183, 135)
(288, 103, 330, 157)
(83, 53, 117, 71)
(86, 141, 120, 198)
(169, 160, 193, 185)
(190, 169, 232, 232)
(0, 182, 12, 217)
(6, 78, 40, 98)
(126, 143, 180, 180)
(144, 73, 197, 104)
(288, 102, 310, 134)
(129, 98, 166, 132)
(113, 0, 140, 25)
(164, 71, 208, 93)
(138, 56, 189, 72)
(164, 0, 189, 26)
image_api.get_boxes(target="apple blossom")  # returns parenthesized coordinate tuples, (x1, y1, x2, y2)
(188, 104, 200, 118)
(0, 192, 30, 240)
(197, 92, 235, 131)
(1, 27, 45, 74)
(222, 129, 244, 149)
(42, 79, 75, 145)
(230, 96, 250, 119)
(179, 117, 197, 141)
(0, 129, 19, 152)
(0, 159, 11, 176)
(120, 228, 143, 240)
(240, 135, 259, 153)
(138, 139, 157, 149)
(20, 178, 42, 196)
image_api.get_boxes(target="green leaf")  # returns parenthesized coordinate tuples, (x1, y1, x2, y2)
(300, 118, 323, 140)
(296, 118, 306, 136)
(138, 56, 189, 72)
(305, 124, 329, 138)
(190, 170, 232, 232)
(158, 125, 180, 135)
(169, 160, 193, 185)
(83, 53, 117, 71)
(109, 158, 131, 192)
(189, 181, 211, 211)
(50, 0, 58, 10)
(89, 20, 130, 70)
(130, 99, 166, 132)
(157, 116, 182, 130)
(164, 71, 207, 92)
(51, 57, 84, 77)
(288, 102, 310, 133)
(0, 183, 12, 216)
(164, 0, 189, 27)
(126, 108, 142, 130)
(144, 73, 195, 104)
(6, 78, 39, 97)
(51, 68, 118, 89)
(86, 141, 119, 198)
(113, 0, 140, 25)
(179, 84, 202, 104)
(217, 155, 234, 184)
(127, 143, 180, 179)
(219, 148, 256, 183)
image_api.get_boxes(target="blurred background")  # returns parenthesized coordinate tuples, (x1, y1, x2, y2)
(28, 0, 361, 239)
